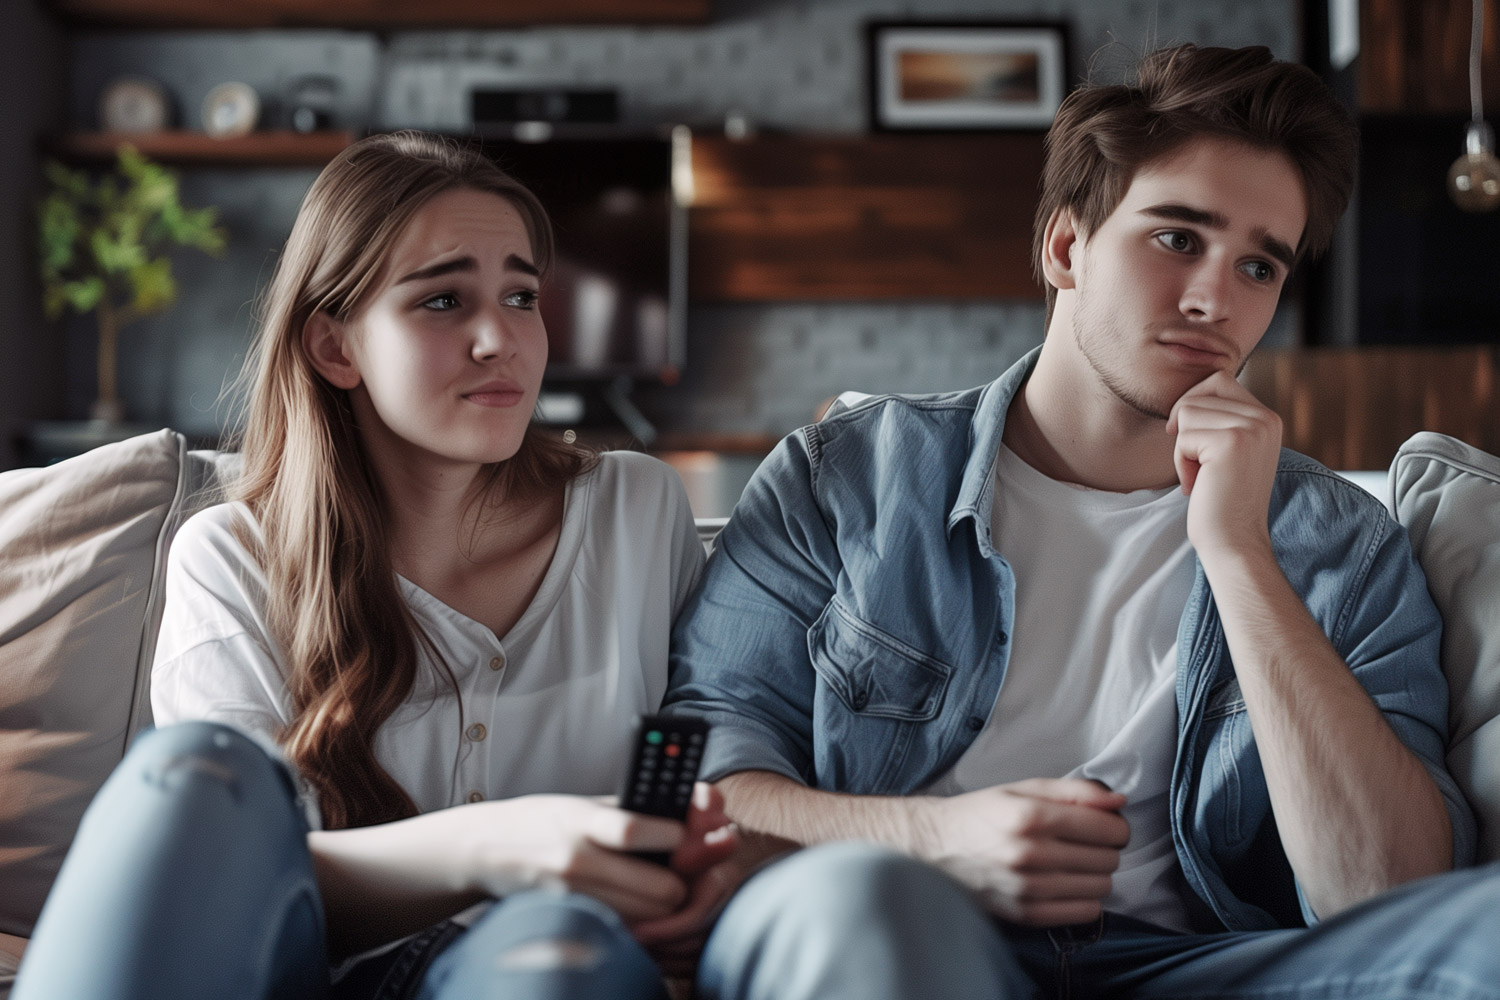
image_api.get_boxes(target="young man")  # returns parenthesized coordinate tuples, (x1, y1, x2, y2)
(658, 44, 1498, 999)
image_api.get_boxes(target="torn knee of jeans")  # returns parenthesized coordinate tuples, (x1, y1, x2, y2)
(144, 753, 240, 796)
(495, 939, 604, 971)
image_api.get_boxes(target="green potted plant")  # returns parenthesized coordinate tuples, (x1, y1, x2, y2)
(37, 146, 227, 423)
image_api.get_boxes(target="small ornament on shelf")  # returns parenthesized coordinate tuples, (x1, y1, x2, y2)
(98, 76, 171, 134)
(201, 82, 260, 139)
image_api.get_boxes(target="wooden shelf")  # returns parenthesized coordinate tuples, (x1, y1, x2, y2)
(42, 130, 355, 167)
(46, 0, 707, 28)
(688, 134, 1046, 302)
(42, 130, 1049, 303)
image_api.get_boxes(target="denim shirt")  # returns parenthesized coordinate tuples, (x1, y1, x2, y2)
(665, 348, 1477, 932)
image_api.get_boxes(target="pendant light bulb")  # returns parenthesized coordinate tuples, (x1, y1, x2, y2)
(1448, 121, 1500, 212)
(1450, 0, 1500, 211)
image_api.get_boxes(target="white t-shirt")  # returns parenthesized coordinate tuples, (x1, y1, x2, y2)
(151, 450, 705, 820)
(925, 441, 1198, 932)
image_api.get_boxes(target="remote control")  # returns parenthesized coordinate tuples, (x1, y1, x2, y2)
(619, 715, 711, 865)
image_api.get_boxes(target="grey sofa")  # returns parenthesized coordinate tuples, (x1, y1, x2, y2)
(2, 428, 1499, 996)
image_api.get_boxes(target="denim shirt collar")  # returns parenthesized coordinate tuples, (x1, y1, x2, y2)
(947, 346, 1043, 557)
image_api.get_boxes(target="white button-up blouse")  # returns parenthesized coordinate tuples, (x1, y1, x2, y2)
(151, 450, 705, 823)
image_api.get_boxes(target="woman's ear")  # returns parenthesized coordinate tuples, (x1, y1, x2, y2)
(1040, 208, 1081, 292)
(302, 312, 362, 390)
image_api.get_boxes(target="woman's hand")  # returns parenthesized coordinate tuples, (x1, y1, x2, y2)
(311, 793, 694, 955)
(462, 794, 693, 922)
(633, 785, 791, 978)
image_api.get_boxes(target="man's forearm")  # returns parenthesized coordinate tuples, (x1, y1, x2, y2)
(717, 771, 933, 855)
(1202, 544, 1452, 916)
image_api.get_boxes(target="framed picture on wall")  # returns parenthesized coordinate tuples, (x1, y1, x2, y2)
(867, 22, 1069, 131)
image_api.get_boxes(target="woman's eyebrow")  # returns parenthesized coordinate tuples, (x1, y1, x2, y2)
(506, 254, 540, 277)
(396, 253, 539, 284)
(396, 256, 475, 285)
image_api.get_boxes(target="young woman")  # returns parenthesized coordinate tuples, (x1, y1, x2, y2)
(14, 131, 734, 1000)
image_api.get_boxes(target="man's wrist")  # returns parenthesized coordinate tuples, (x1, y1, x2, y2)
(902, 794, 944, 861)
(1192, 530, 1277, 581)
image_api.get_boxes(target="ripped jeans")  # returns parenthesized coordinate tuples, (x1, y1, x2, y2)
(12, 722, 670, 1000)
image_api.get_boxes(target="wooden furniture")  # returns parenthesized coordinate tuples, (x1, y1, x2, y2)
(42, 130, 354, 166)
(1243, 345, 1499, 470)
(688, 134, 1045, 302)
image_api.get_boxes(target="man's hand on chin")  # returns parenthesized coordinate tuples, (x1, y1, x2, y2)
(1165, 371, 1282, 565)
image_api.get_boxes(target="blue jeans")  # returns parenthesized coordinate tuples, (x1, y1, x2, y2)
(12, 722, 669, 1000)
(700, 842, 1500, 1000)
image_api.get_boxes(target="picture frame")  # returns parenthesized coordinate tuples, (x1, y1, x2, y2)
(867, 21, 1070, 132)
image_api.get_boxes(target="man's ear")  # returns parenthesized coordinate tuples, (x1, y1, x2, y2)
(302, 311, 362, 390)
(1040, 208, 1081, 292)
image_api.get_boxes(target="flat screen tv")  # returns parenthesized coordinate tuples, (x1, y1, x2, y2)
(467, 132, 687, 382)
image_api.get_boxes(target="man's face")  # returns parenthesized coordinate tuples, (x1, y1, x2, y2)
(1061, 136, 1308, 421)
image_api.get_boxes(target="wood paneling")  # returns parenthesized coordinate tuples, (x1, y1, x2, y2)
(1242, 346, 1498, 470)
(1362, 0, 1500, 113)
(688, 134, 1046, 302)
(46, 0, 707, 28)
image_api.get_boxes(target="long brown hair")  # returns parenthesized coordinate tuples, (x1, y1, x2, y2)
(1033, 44, 1357, 323)
(232, 131, 592, 829)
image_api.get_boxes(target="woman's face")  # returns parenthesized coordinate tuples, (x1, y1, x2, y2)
(322, 187, 548, 476)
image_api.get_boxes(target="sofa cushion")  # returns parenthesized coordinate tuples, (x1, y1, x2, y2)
(0, 431, 238, 941)
(0, 931, 21, 995)
(1391, 431, 1500, 863)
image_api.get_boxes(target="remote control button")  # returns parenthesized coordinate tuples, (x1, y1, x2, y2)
(646, 730, 664, 745)
(665, 744, 680, 758)
(689, 733, 704, 744)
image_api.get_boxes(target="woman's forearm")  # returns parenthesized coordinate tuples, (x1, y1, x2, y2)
(308, 794, 697, 958)
(309, 810, 491, 958)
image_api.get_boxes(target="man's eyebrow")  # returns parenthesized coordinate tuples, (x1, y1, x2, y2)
(1141, 202, 1227, 229)
(1254, 232, 1297, 270)
(1140, 202, 1297, 270)
(395, 253, 540, 285)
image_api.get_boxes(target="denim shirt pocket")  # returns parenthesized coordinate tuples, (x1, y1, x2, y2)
(807, 597, 952, 790)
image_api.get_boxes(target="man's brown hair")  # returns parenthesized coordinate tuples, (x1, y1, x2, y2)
(1033, 44, 1357, 321)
